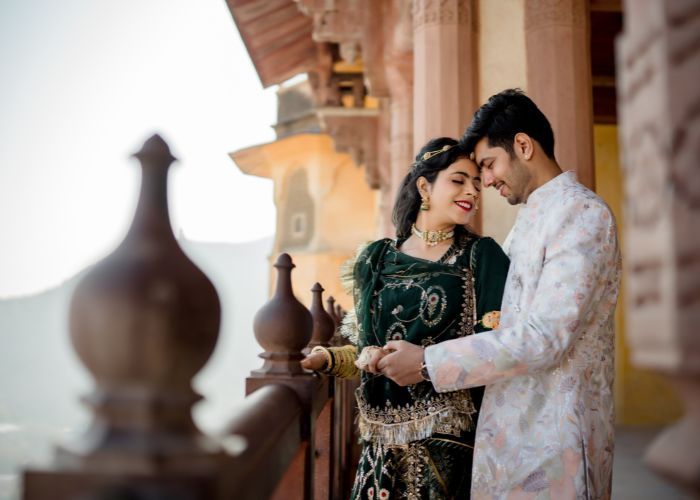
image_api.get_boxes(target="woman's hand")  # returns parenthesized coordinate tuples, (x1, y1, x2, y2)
(356, 346, 388, 374)
(301, 351, 327, 371)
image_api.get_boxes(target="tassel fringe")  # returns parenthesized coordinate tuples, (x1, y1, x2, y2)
(358, 406, 475, 447)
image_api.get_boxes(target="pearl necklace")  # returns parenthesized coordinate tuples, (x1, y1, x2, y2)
(411, 224, 455, 247)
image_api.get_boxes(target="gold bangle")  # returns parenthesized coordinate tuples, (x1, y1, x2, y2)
(327, 345, 359, 378)
(310, 346, 334, 374)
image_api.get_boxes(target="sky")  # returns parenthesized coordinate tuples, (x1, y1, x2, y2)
(0, 0, 280, 297)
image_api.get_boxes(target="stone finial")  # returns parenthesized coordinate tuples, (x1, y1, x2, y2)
(251, 254, 312, 376)
(325, 295, 337, 324)
(308, 283, 336, 349)
(64, 134, 221, 473)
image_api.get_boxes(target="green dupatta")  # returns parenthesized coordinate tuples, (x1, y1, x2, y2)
(348, 235, 479, 446)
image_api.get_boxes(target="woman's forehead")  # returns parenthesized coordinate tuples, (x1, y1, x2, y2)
(446, 158, 479, 175)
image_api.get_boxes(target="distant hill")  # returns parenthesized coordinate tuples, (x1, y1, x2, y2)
(0, 237, 272, 499)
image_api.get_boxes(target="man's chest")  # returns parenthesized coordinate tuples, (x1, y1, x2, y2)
(501, 212, 552, 317)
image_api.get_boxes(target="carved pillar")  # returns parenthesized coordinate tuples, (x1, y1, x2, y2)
(361, 0, 415, 238)
(524, 0, 595, 189)
(617, 0, 700, 495)
(382, 1, 415, 238)
(412, 0, 478, 146)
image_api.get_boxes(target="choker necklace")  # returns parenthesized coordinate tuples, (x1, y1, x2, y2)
(411, 224, 455, 247)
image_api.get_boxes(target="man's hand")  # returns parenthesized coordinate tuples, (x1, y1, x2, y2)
(377, 340, 425, 386)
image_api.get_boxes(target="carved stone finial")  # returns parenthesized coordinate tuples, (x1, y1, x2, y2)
(133, 133, 176, 163)
(252, 254, 313, 376)
(64, 134, 221, 473)
(325, 295, 338, 327)
(308, 283, 336, 349)
(335, 304, 345, 322)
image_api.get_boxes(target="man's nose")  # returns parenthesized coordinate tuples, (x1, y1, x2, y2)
(482, 170, 495, 187)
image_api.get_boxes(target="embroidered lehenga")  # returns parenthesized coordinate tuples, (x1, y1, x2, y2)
(341, 231, 509, 499)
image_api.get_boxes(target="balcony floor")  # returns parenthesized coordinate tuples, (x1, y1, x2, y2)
(612, 426, 688, 499)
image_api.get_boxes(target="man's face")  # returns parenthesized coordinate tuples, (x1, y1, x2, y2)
(474, 137, 532, 205)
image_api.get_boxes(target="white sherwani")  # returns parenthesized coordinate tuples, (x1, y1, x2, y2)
(425, 171, 621, 499)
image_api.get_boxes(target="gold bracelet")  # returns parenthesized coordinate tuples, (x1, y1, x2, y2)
(327, 345, 359, 378)
(310, 346, 334, 374)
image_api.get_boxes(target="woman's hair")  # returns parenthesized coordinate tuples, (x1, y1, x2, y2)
(392, 137, 472, 239)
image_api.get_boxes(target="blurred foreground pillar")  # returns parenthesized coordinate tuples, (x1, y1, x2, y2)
(23, 135, 222, 499)
(617, 0, 700, 495)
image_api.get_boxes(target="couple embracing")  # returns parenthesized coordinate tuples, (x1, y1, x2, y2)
(302, 89, 620, 500)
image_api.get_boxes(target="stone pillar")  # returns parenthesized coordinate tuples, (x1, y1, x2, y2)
(412, 0, 477, 145)
(524, 0, 595, 189)
(617, 0, 700, 495)
(384, 6, 414, 238)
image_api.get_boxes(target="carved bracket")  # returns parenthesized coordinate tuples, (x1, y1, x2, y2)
(317, 107, 380, 189)
(295, 0, 363, 62)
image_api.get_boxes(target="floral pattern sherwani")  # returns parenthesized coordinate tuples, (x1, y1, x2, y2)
(424, 171, 621, 499)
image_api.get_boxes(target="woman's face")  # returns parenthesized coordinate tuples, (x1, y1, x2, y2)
(419, 157, 481, 227)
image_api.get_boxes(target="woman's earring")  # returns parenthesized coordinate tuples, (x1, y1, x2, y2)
(420, 196, 430, 211)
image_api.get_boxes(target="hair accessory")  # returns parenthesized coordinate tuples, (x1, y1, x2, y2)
(411, 224, 455, 247)
(420, 196, 430, 211)
(421, 144, 456, 162)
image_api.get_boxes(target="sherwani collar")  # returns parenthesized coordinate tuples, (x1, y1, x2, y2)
(524, 170, 577, 208)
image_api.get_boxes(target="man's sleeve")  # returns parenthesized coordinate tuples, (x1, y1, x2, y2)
(425, 199, 619, 392)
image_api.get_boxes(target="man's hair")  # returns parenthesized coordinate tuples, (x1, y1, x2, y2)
(461, 88, 556, 160)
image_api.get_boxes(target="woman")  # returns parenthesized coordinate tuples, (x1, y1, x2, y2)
(302, 137, 509, 499)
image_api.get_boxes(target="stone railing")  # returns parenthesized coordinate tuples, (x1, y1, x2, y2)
(21, 135, 359, 500)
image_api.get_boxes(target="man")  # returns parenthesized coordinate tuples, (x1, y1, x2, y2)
(377, 89, 621, 499)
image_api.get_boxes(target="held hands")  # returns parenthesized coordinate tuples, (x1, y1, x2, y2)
(356, 346, 389, 374)
(377, 340, 426, 386)
(301, 341, 428, 387)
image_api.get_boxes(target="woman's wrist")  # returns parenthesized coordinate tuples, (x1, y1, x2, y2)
(310, 346, 334, 374)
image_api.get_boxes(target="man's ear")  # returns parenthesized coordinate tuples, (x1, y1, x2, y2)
(513, 133, 534, 161)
